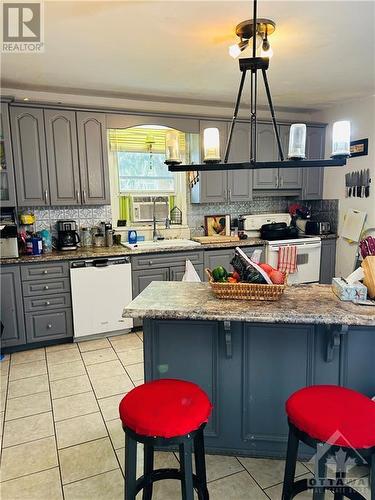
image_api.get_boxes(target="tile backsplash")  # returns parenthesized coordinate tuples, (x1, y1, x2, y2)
(187, 197, 338, 236)
(21, 205, 112, 234)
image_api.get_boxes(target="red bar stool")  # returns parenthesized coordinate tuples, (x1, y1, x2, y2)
(119, 378, 212, 500)
(282, 385, 375, 500)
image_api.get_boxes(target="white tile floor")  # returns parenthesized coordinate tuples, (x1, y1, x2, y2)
(0, 332, 370, 499)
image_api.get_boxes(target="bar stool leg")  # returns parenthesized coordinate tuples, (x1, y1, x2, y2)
(313, 444, 326, 500)
(142, 443, 154, 500)
(282, 425, 300, 500)
(179, 439, 194, 500)
(370, 453, 374, 500)
(194, 427, 209, 500)
(125, 433, 138, 500)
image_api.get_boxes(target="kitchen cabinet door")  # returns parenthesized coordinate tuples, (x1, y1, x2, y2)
(199, 120, 228, 203)
(10, 106, 50, 206)
(0, 266, 26, 348)
(302, 126, 325, 200)
(170, 264, 204, 282)
(278, 124, 302, 189)
(204, 249, 234, 280)
(227, 122, 252, 201)
(253, 123, 279, 189)
(132, 267, 169, 298)
(25, 308, 73, 343)
(319, 239, 336, 284)
(45, 109, 81, 205)
(76, 112, 110, 205)
(0, 104, 17, 207)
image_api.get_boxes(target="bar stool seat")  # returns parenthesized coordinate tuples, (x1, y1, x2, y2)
(119, 378, 212, 500)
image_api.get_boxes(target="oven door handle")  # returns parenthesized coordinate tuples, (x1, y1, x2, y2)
(268, 243, 321, 251)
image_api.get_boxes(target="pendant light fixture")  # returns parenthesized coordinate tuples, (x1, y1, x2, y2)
(168, 0, 350, 173)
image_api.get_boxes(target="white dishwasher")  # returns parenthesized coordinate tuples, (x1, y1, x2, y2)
(70, 257, 133, 340)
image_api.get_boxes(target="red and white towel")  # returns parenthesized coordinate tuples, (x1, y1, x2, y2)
(278, 245, 298, 274)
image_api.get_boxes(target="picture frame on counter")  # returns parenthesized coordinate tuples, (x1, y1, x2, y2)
(204, 214, 231, 236)
(350, 138, 368, 158)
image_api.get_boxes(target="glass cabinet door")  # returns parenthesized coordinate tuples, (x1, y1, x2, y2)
(0, 103, 17, 207)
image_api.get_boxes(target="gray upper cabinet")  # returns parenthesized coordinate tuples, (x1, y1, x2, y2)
(76, 112, 110, 205)
(10, 107, 50, 206)
(44, 109, 81, 205)
(227, 122, 252, 202)
(0, 265, 26, 347)
(0, 103, 17, 207)
(302, 126, 325, 200)
(278, 124, 302, 189)
(198, 120, 228, 203)
(253, 122, 278, 189)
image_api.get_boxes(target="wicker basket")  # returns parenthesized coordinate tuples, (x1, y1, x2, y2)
(205, 268, 286, 301)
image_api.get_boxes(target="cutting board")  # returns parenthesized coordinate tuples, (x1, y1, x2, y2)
(340, 209, 367, 242)
(192, 236, 240, 244)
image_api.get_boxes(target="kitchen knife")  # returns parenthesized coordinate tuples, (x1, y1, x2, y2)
(345, 173, 349, 197)
(357, 170, 362, 197)
(365, 168, 370, 197)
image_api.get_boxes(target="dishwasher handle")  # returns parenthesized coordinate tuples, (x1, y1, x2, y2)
(93, 259, 109, 267)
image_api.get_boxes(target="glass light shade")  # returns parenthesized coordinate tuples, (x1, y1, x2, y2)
(203, 128, 221, 163)
(165, 130, 181, 164)
(332, 120, 351, 157)
(260, 45, 273, 58)
(229, 43, 242, 59)
(288, 124, 306, 160)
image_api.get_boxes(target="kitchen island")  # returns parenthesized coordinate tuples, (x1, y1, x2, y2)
(124, 282, 375, 458)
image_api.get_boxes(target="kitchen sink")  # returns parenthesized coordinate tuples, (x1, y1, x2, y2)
(122, 239, 201, 250)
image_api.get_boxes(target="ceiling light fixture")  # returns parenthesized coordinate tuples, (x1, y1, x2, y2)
(168, 0, 349, 173)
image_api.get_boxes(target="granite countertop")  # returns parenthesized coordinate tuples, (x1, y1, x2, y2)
(123, 282, 375, 327)
(0, 238, 264, 265)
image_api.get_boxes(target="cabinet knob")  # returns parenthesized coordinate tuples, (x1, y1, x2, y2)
(43, 270, 48, 274)
(149, 260, 153, 265)
(45, 301, 50, 306)
(47, 324, 52, 329)
(44, 285, 49, 290)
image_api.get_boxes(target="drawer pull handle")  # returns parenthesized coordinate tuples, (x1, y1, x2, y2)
(43, 270, 48, 274)
(47, 324, 52, 329)
(45, 301, 50, 306)
(44, 285, 49, 290)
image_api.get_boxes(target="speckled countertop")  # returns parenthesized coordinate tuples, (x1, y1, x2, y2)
(123, 282, 375, 327)
(0, 238, 264, 265)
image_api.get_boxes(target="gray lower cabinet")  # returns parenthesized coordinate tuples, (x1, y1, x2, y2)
(10, 106, 50, 206)
(25, 308, 73, 343)
(319, 239, 337, 284)
(170, 264, 204, 282)
(44, 109, 81, 205)
(76, 112, 110, 205)
(204, 246, 264, 280)
(0, 266, 26, 347)
(132, 267, 170, 298)
(302, 126, 325, 199)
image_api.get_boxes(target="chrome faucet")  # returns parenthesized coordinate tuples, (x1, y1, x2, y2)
(152, 198, 158, 242)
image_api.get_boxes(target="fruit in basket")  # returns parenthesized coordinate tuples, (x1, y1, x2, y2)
(259, 263, 275, 274)
(212, 266, 228, 282)
(232, 271, 240, 281)
(227, 276, 238, 283)
(269, 269, 286, 284)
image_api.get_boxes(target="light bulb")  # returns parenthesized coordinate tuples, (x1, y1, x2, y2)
(332, 120, 351, 157)
(261, 45, 273, 58)
(203, 128, 221, 163)
(165, 130, 181, 164)
(288, 124, 306, 160)
(229, 40, 248, 59)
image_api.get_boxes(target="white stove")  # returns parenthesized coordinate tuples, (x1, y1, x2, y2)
(241, 213, 321, 284)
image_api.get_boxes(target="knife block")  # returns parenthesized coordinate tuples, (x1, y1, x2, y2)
(362, 256, 375, 299)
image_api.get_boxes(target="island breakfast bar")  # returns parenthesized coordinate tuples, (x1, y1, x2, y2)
(123, 282, 375, 459)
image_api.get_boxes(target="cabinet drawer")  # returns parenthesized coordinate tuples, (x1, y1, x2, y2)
(132, 250, 204, 270)
(25, 308, 73, 343)
(21, 262, 69, 281)
(23, 278, 70, 297)
(24, 293, 71, 312)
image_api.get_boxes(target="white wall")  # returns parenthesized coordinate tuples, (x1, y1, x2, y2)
(312, 95, 375, 276)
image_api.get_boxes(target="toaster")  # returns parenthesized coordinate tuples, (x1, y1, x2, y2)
(305, 221, 331, 235)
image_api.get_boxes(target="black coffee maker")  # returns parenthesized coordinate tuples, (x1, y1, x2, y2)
(56, 220, 80, 251)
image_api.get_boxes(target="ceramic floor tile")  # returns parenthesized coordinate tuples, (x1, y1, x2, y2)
(86, 360, 126, 381)
(7, 374, 49, 399)
(11, 348, 45, 365)
(52, 391, 99, 422)
(50, 374, 92, 399)
(109, 334, 143, 352)
(1, 436, 58, 482)
(56, 411, 108, 449)
(204, 454, 244, 482)
(106, 418, 125, 449)
(0, 467, 63, 500)
(48, 360, 86, 381)
(81, 348, 117, 366)
(47, 348, 82, 366)
(5, 391, 51, 421)
(117, 348, 143, 367)
(59, 437, 118, 484)
(91, 374, 133, 399)
(9, 360, 47, 381)
(125, 362, 144, 381)
(263, 472, 334, 499)
(133, 379, 144, 387)
(97, 393, 125, 421)
(116, 447, 176, 478)
(208, 470, 268, 500)
(78, 338, 111, 352)
(63, 468, 123, 500)
(46, 342, 77, 353)
(136, 331, 143, 341)
(3, 411, 54, 448)
(238, 457, 309, 489)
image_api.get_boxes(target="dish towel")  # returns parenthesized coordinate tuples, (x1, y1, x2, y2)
(278, 245, 298, 274)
